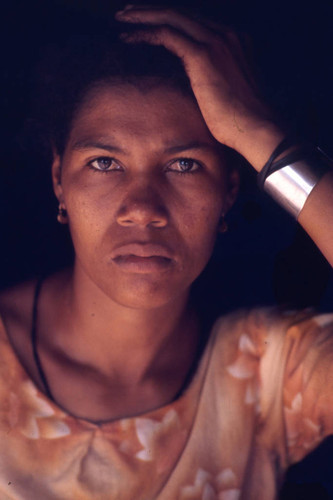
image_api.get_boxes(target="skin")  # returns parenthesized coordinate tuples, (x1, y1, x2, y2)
(116, 5, 333, 266)
(0, 6, 332, 423)
(54, 84, 237, 311)
(0, 84, 238, 422)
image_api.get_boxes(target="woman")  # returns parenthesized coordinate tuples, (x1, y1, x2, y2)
(0, 4, 332, 499)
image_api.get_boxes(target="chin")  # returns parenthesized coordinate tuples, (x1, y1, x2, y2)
(103, 274, 190, 310)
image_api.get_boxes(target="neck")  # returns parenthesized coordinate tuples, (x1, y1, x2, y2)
(50, 265, 199, 385)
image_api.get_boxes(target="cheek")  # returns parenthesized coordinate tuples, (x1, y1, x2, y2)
(62, 178, 113, 252)
(62, 168, 223, 266)
(177, 190, 223, 267)
(178, 177, 224, 230)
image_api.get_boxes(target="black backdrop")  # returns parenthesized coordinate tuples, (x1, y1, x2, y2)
(1, 0, 332, 306)
(1, 0, 333, 496)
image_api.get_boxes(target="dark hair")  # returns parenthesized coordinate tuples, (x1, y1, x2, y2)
(30, 31, 195, 158)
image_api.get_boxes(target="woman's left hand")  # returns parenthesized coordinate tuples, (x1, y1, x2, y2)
(116, 5, 285, 171)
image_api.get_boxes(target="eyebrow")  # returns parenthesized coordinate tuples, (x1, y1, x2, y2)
(164, 141, 219, 154)
(71, 139, 219, 155)
(72, 139, 124, 154)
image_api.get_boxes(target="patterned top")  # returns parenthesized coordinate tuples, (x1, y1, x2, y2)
(0, 308, 333, 500)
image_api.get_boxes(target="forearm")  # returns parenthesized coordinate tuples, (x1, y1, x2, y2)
(116, 6, 333, 269)
(238, 126, 333, 267)
(298, 171, 333, 267)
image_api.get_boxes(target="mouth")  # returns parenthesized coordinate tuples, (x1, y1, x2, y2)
(113, 255, 172, 272)
(111, 243, 174, 273)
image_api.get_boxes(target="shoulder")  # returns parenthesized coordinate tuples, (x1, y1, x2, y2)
(0, 267, 71, 344)
(0, 269, 71, 332)
(211, 307, 297, 356)
(0, 279, 37, 334)
(210, 307, 333, 390)
(210, 308, 333, 428)
(0, 279, 38, 363)
(0, 271, 70, 384)
(213, 307, 333, 351)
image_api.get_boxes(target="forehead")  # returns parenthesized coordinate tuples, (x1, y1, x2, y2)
(67, 83, 219, 152)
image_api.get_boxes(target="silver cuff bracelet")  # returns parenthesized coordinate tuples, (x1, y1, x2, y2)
(262, 148, 332, 219)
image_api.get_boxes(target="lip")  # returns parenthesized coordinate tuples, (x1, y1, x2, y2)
(110, 242, 175, 273)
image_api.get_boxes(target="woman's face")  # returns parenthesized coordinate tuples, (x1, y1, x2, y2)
(53, 83, 238, 309)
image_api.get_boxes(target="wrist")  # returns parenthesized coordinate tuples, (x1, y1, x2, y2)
(232, 120, 285, 171)
(259, 142, 333, 219)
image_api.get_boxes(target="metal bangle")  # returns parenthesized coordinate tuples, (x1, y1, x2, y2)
(263, 149, 332, 219)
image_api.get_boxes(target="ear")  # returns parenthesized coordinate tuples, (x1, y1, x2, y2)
(51, 152, 64, 204)
(223, 168, 240, 214)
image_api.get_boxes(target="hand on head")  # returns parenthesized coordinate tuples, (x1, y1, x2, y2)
(115, 5, 284, 168)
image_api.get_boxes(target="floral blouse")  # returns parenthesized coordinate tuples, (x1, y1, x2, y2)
(0, 309, 333, 500)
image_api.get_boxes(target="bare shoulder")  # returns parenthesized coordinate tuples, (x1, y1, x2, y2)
(0, 269, 70, 326)
(0, 279, 37, 331)
(0, 279, 38, 376)
(0, 270, 71, 380)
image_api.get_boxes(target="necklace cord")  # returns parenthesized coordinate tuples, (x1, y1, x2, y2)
(31, 277, 56, 402)
(30, 279, 212, 410)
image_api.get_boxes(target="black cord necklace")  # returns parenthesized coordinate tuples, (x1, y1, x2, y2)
(31, 278, 213, 410)
(31, 277, 56, 402)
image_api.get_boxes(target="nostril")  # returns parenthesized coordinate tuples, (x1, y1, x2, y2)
(120, 219, 134, 226)
(118, 217, 167, 228)
(151, 219, 165, 227)
(116, 196, 168, 228)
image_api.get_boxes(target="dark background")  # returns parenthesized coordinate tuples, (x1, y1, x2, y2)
(1, 0, 333, 497)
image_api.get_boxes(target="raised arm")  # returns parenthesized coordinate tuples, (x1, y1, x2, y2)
(116, 5, 333, 266)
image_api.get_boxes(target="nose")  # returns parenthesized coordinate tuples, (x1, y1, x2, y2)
(116, 181, 168, 228)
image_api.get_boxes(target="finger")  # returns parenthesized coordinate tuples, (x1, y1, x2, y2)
(118, 5, 237, 44)
(116, 7, 216, 44)
(120, 25, 204, 62)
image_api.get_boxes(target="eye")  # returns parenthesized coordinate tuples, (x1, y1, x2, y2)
(88, 157, 122, 172)
(167, 158, 201, 174)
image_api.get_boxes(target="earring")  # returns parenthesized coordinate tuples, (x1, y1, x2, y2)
(218, 214, 228, 233)
(57, 204, 68, 224)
